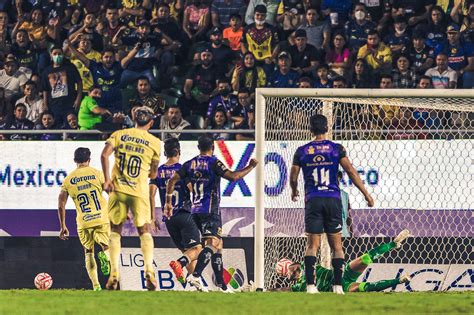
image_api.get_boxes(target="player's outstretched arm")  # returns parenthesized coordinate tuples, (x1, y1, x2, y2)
(222, 158, 258, 181)
(289, 165, 300, 202)
(164, 173, 181, 218)
(101, 143, 115, 193)
(57, 191, 69, 240)
(340, 157, 374, 207)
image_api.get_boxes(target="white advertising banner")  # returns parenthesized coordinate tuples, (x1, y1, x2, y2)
(358, 263, 474, 292)
(0, 140, 472, 210)
(119, 248, 248, 291)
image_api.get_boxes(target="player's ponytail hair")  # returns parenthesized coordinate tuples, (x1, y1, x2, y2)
(310, 114, 328, 135)
(164, 138, 180, 157)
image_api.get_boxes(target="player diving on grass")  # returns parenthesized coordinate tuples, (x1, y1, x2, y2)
(101, 106, 162, 290)
(165, 135, 258, 292)
(149, 138, 202, 284)
(290, 114, 375, 294)
(58, 147, 110, 291)
(278, 229, 412, 292)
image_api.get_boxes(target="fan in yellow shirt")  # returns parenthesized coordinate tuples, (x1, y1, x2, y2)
(58, 147, 110, 291)
(101, 106, 161, 291)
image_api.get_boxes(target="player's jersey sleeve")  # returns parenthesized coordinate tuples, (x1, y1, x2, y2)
(60, 176, 70, 192)
(292, 147, 302, 166)
(212, 159, 229, 177)
(106, 129, 121, 148)
(339, 144, 347, 159)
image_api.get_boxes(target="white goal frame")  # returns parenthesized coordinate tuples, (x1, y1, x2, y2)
(254, 88, 474, 290)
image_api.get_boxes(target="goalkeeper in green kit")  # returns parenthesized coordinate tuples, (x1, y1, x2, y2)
(278, 229, 412, 293)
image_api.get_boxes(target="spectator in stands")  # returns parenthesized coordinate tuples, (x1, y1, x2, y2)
(325, 32, 352, 78)
(205, 78, 238, 128)
(414, 5, 448, 49)
(332, 76, 347, 88)
(207, 27, 235, 74)
(241, 5, 279, 74)
(417, 75, 433, 88)
(245, 0, 280, 26)
(119, 0, 152, 28)
(349, 58, 374, 88)
(113, 20, 169, 89)
(379, 74, 394, 88)
(0, 88, 10, 125)
(0, 103, 34, 140)
(451, 1, 474, 44)
(40, 45, 82, 128)
(10, 29, 38, 76)
(298, 76, 313, 88)
(68, 37, 101, 93)
(321, 0, 353, 25)
(13, 6, 55, 52)
(130, 77, 167, 118)
(438, 24, 474, 88)
(66, 113, 79, 130)
(392, 54, 419, 88)
(67, 42, 137, 112)
(183, 0, 211, 42)
(0, 11, 11, 56)
(233, 88, 255, 137)
(15, 80, 45, 124)
(103, 6, 122, 47)
(208, 108, 242, 140)
(345, 3, 377, 51)
(231, 52, 266, 97)
(211, 0, 245, 28)
(160, 104, 192, 140)
(425, 53, 458, 88)
(384, 15, 411, 60)
(223, 14, 244, 51)
(0, 56, 28, 103)
(289, 29, 320, 78)
(407, 32, 435, 74)
(357, 30, 393, 76)
(296, 7, 330, 51)
(69, 12, 104, 52)
(267, 51, 300, 88)
(392, 0, 434, 27)
(183, 48, 223, 116)
(314, 64, 333, 88)
(78, 86, 112, 130)
(276, 0, 305, 38)
(35, 110, 61, 140)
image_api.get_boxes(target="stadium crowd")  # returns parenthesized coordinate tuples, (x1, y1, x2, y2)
(0, 0, 473, 140)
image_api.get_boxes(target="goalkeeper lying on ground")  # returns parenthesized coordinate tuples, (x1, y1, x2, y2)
(278, 229, 411, 293)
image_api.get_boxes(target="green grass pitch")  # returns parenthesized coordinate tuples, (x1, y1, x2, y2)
(0, 290, 472, 315)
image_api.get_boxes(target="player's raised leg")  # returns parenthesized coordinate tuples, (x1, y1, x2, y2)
(169, 244, 202, 284)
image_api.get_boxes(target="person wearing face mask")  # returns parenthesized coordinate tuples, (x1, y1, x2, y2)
(345, 3, 376, 51)
(78, 86, 112, 130)
(204, 78, 238, 128)
(241, 4, 279, 75)
(40, 45, 83, 128)
(383, 16, 411, 59)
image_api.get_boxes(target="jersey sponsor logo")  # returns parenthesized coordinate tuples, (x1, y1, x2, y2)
(120, 135, 150, 146)
(70, 175, 96, 184)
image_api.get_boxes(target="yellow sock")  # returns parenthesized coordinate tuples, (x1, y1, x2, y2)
(85, 252, 100, 288)
(140, 233, 154, 275)
(109, 232, 121, 278)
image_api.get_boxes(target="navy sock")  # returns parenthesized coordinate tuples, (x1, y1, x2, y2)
(177, 255, 189, 268)
(192, 247, 213, 277)
(304, 256, 317, 286)
(332, 258, 345, 286)
(211, 253, 227, 290)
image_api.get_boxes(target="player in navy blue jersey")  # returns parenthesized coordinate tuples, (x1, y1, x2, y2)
(165, 135, 257, 292)
(149, 138, 202, 284)
(290, 114, 374, 295)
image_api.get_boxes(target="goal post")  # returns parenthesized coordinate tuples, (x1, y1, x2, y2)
(254, 88, 474, 291)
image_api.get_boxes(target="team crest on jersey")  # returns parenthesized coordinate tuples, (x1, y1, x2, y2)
(307, 146, 315, 154)
(194, 171, 202, 179)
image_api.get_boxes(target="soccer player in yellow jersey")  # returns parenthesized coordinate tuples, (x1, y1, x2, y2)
(58, 147, 110, 291)
(101, 106, 161, 290)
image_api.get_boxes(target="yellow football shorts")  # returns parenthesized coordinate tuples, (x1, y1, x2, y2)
(108, 191, 151, 227)
(77, 223, 110, 250)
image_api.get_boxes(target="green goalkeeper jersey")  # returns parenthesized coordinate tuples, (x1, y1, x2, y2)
(291, 263, 334, 292)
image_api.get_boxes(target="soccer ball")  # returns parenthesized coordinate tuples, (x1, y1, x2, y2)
(275, 258, 293, 277)
(34, 273, 53, 290)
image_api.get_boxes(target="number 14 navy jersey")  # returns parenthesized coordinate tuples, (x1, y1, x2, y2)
(292, 140, 347, 201)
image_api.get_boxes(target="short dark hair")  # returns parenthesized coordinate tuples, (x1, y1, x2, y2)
(310, 114, 328, 135)
(74, 147, 91, 163)
(198, 135, 214, 152)
(164, 138, 180, 157)
(136, 76, 150, 84)
(333, 76, 346, 84)
(238, 87, 250, 95)
(50, 45, 63, 53)
(15, 103, 27, 110)
(367, 29, 379, 37)
(380, 74, 393, 82)
(24, 80, 37, 88)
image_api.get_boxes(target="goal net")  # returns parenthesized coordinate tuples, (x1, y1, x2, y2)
(254, 89, 474, 290)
